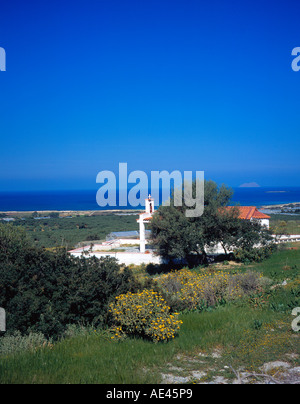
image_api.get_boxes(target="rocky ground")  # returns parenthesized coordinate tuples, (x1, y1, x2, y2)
(159, 349, 300, 384)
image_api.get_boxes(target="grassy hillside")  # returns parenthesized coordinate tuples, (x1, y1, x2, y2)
(1, 246, 299, 384)
(270, 214, 300, 235)
(1, 307, 295, 384)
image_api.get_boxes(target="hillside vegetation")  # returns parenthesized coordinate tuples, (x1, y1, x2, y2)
(5, 213, 139, 249)
(2, 210, 300, 252)
(0, 222, 299, 383)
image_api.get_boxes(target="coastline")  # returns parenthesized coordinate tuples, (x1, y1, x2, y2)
(0, 209, 143, 217)
(260, 202, 300, 209)
(1, 202, 300, 217)
(1, 186, 300, 213)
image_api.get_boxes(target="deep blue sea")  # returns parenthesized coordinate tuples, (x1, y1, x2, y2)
(0, 187, 300, 212)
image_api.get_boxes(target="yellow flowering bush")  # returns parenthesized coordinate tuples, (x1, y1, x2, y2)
(109, 289, 182, 343)
(157, 268, 263, 311)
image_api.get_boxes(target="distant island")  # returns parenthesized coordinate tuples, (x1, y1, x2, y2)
(266, 191, 287, 193)
(239, 182, 260, 188)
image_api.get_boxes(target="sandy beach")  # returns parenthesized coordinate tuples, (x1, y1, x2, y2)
(260, 202, 300, 209)
(1, 202, 300, 217)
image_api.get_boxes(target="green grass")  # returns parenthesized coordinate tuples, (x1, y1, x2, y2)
(245, 245, 300, 281)
(0, 307, 298, 384)
(270, 214, 300, 235)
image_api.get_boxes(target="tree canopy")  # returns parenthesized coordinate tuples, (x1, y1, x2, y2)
(150, 180, 272, 264)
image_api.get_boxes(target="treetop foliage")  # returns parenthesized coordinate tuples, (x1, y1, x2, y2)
(150, 180, 273, 264)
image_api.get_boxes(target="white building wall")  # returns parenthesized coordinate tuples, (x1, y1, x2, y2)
(70, 251, 162, 265)
(139, 219, 146, 253)
(250, 217, 270, 229)
(259, 219, 270, 229)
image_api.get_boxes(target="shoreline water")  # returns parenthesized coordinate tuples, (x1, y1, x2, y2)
(1, 202, 300, 218)
(1, 187, 300, 213)
(260, 202, 300, 209)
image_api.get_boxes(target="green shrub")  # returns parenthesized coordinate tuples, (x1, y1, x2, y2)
(0, 331, 53, 356)
(233, 244, 277, 264)
(269, 282, 300, 313)
(0, 224, 140, 339)
(62, 323, 96, 339)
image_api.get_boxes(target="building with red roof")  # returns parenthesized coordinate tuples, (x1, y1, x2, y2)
(224, 206, 270, 228)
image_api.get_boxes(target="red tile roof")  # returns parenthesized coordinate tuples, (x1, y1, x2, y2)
(137, 206, 270, 221)
(224, 206, 270, 220)
(142, 216, 152, 221)
(251, 209, 271, 219)
(136, 214, 153, 222)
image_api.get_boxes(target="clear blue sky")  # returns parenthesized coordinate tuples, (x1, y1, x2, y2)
(0, 0, 299, 191)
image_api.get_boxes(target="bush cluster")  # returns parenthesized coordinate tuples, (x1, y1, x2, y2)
(109, 289, 183, 343)
(156, 268, 264, 312)
(233, 245, 277, 264)
(0, 224, 139, 339)
(0, 331, 53, 356)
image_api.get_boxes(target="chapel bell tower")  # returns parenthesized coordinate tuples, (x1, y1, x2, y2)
(137, 195, 155, 253)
